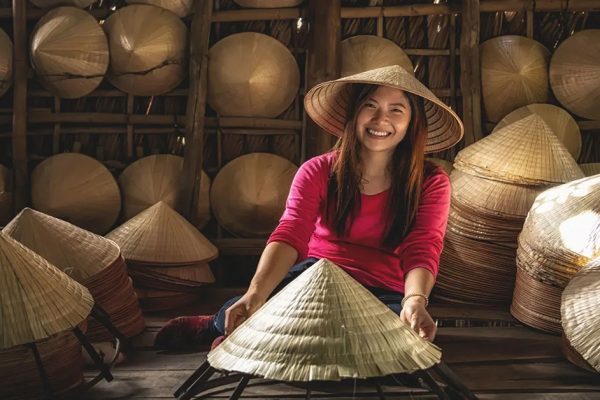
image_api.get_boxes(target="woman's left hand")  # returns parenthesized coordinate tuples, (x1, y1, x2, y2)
(399, 297, 437, 341)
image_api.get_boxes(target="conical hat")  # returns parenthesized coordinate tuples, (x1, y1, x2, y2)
(208, 258, 441, 381)
(0, 232, 94, 350)
(454, 114, 584, 185)
(580, 163, 600, 177)
(233, 0, 303, 7)
(341, 35, 414, 78)
(210, 153, 297, 237)
(30, 7, 109, 99)
(550, 30, 600, 120)
(30, 153, 121, 234)
(0, 165, 11, 225)
(208, 32, 300, 118)
(106, 201, 218, 264)
(561, 257, 600, 372)
(104, 4, 187, 96)
(480, 35, 550, 122)
(30, 0, 95, 8)
(0, 28, 12, 97)
(493, 104, 581, 159)
(125, 0, 193, 17)
(118, 154, 211, 228)
(3, 208, 121, 282)
(304, 65, 464, 153)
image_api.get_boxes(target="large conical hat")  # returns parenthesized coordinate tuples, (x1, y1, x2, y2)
(0, 232, 94, 350)
(104, 4, 187, 96)
(118, 154, 211, 228)
(30, 153, 121, 234)
(210, 153, 297, 237)
(561, 257, 600, 372)
(493, 104, 581, 159)
(0, 165, 11, 225)
(341, 35, 414, 77)
(550, 30, 600, 120)
(454, 114, 583, 185)
(30, 7, 109, 99)
(580, 163, 600, 177)
(208, 32, 300, 118)
(233, 0, 303, 7)
(208, 258, 441, 381)
(3, 208, 120, 282)
(106, 201, 218, 264)
(29, 0, 95, 8)
(480, 35, 550, 122)
(125, 0, 193, 17)
(0, 28, 12, 97)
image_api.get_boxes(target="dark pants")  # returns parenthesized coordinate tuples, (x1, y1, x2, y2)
(213, 257, 403, 335)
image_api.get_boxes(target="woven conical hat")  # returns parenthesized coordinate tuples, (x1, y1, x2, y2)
(493, 104, 581, 159)
(208, 32, 300, 118)
(550, 30, 600, 120)
(0, 28, 12, 97)
(208, 258, 441, 381)
(106, 201, 218, 264)
(125, 0, 193, 17)
(341, 35, 414, 78)
(427, 158, 453, 175)
(30, 7, 109, 99)
(30, 0, 95, 8)
(580, 163, 600, 177)
(480, 35, 550, 122)
(118, 154, 211, 228)
(0, 165, 11, 225)
(233, 0, 303, 7)
(3, 208, 121, 282)
(0, 232, 94, 350)
(454, 114, 584, 185)
(104, 4, 187, 96)
(210, 153, 297, 237)
(31, 153, 121, 234)
(304, 65, 464, 153)
(561, 257, 600, 372)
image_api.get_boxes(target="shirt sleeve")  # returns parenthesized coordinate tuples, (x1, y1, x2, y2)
(396, 168, 451, 278)
(267, 155, 329, 261)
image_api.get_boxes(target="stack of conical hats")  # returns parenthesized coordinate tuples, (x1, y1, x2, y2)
(512, 174, 600, 333)
(580, 164, 600, 177)
(0, 231, 93, 398)
(0, 27, 13, 97)
(341, 35, 414, 78)
(0, 165, 11, 225)
(233, 0, 303, 7)
(209, 258, 441, 381)
(435, 114, 584, 305)
(118, 154, 211, 229)
(3, 208, 145, 341)
(107, 201, 218, 312)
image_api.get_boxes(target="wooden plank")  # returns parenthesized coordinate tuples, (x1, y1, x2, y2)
(480, 0, 600, 12)
(212, 7, 301, 22)
(341, 4, 459, 18)
(213, 238, 267, 255)
(126, 94, 134, 159)
(205, 117, 302, 130)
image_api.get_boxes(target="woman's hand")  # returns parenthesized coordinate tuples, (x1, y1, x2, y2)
(224, 291, 266, 335)
(399, 296, 437, 341)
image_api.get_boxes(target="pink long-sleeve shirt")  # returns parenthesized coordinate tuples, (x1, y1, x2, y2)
(268, 151, 451, 294)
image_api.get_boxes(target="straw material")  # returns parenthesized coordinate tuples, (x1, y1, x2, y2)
(0, 28, 12, 97)
(208, 32, 300, 118)
(106, 201, 218, 264)
(0, 164, 11, 225)
(211, 153, 297, 237)
(561, 334, 596, 373)
(208, 258, 441, 381)
(125, 0, 193, 17)
(30, 0, 95, 8)
(0, 232, 94, 350)
(493, 104, 581, 159)
(233, 0, 303, 8)
(561, 257, 600, 372)
(104, 4, 187, 96)
(30, 153, 121, 234)
(550, 30, 600, 120)
(454, 114, 584, 185)
(480, 35, 550, 122)
(118, 154, 211, 228)
(304, 65, 464, 153)
(341, 35, 414, 78)
(30, 7, 109, 99)
(580, 163, 600, 177)
(128, 262, 214, 292)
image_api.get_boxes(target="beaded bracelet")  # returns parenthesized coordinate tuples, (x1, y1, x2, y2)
(401, 293, 429, 308)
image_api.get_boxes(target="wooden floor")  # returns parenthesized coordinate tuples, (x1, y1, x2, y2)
(84, 304, 600, 400)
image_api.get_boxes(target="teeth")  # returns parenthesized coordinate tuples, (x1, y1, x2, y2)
(367, 129, 390, 137)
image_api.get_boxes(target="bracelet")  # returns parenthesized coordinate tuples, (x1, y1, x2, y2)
(401, 293, 429, 308)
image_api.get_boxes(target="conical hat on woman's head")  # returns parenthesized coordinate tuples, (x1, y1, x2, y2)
(125, 0, 193, 17)
(304, 65, 464, 153)
(341, 35, 414, 78)
(0, 28, 12, 97)
(30, 0, 95, 8)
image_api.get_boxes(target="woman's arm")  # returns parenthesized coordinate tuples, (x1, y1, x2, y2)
(400, 267, 437, 341)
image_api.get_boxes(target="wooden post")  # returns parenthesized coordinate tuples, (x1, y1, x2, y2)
(178, 0, 213, 222)
(11, 0, 28, 211)
(305, 0, 341, 158)
(459, 0, 482, 145)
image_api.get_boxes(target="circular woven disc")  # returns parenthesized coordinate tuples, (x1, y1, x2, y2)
(30, 0, 95, 8)
(233, 0, 303, 7)
(125, 0, 193, 17)
(0, 28, 13, 97)
(341, 35, 414, 78)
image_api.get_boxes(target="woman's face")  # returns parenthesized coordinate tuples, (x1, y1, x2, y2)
(355, 86, 412, 156)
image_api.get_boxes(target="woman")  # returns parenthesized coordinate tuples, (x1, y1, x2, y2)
(155, 65, 463, 350)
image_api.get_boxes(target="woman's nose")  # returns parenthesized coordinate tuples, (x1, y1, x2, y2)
(371, 108, 388, 122)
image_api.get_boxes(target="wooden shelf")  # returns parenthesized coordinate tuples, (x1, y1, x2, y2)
(212, 238, 267, 256)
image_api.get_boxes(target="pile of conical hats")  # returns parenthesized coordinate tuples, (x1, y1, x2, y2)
(435, 114, 584, 305)
(512, 174, 600, 333)
(0, 231, 93, 399)
(3, 208, 145, 341)
(106, 201, 218, 312)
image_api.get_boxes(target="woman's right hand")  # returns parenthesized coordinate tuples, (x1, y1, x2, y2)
(224, 291, 266, 335)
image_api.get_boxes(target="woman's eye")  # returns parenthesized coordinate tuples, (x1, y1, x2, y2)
(364, 102, 376, 108)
